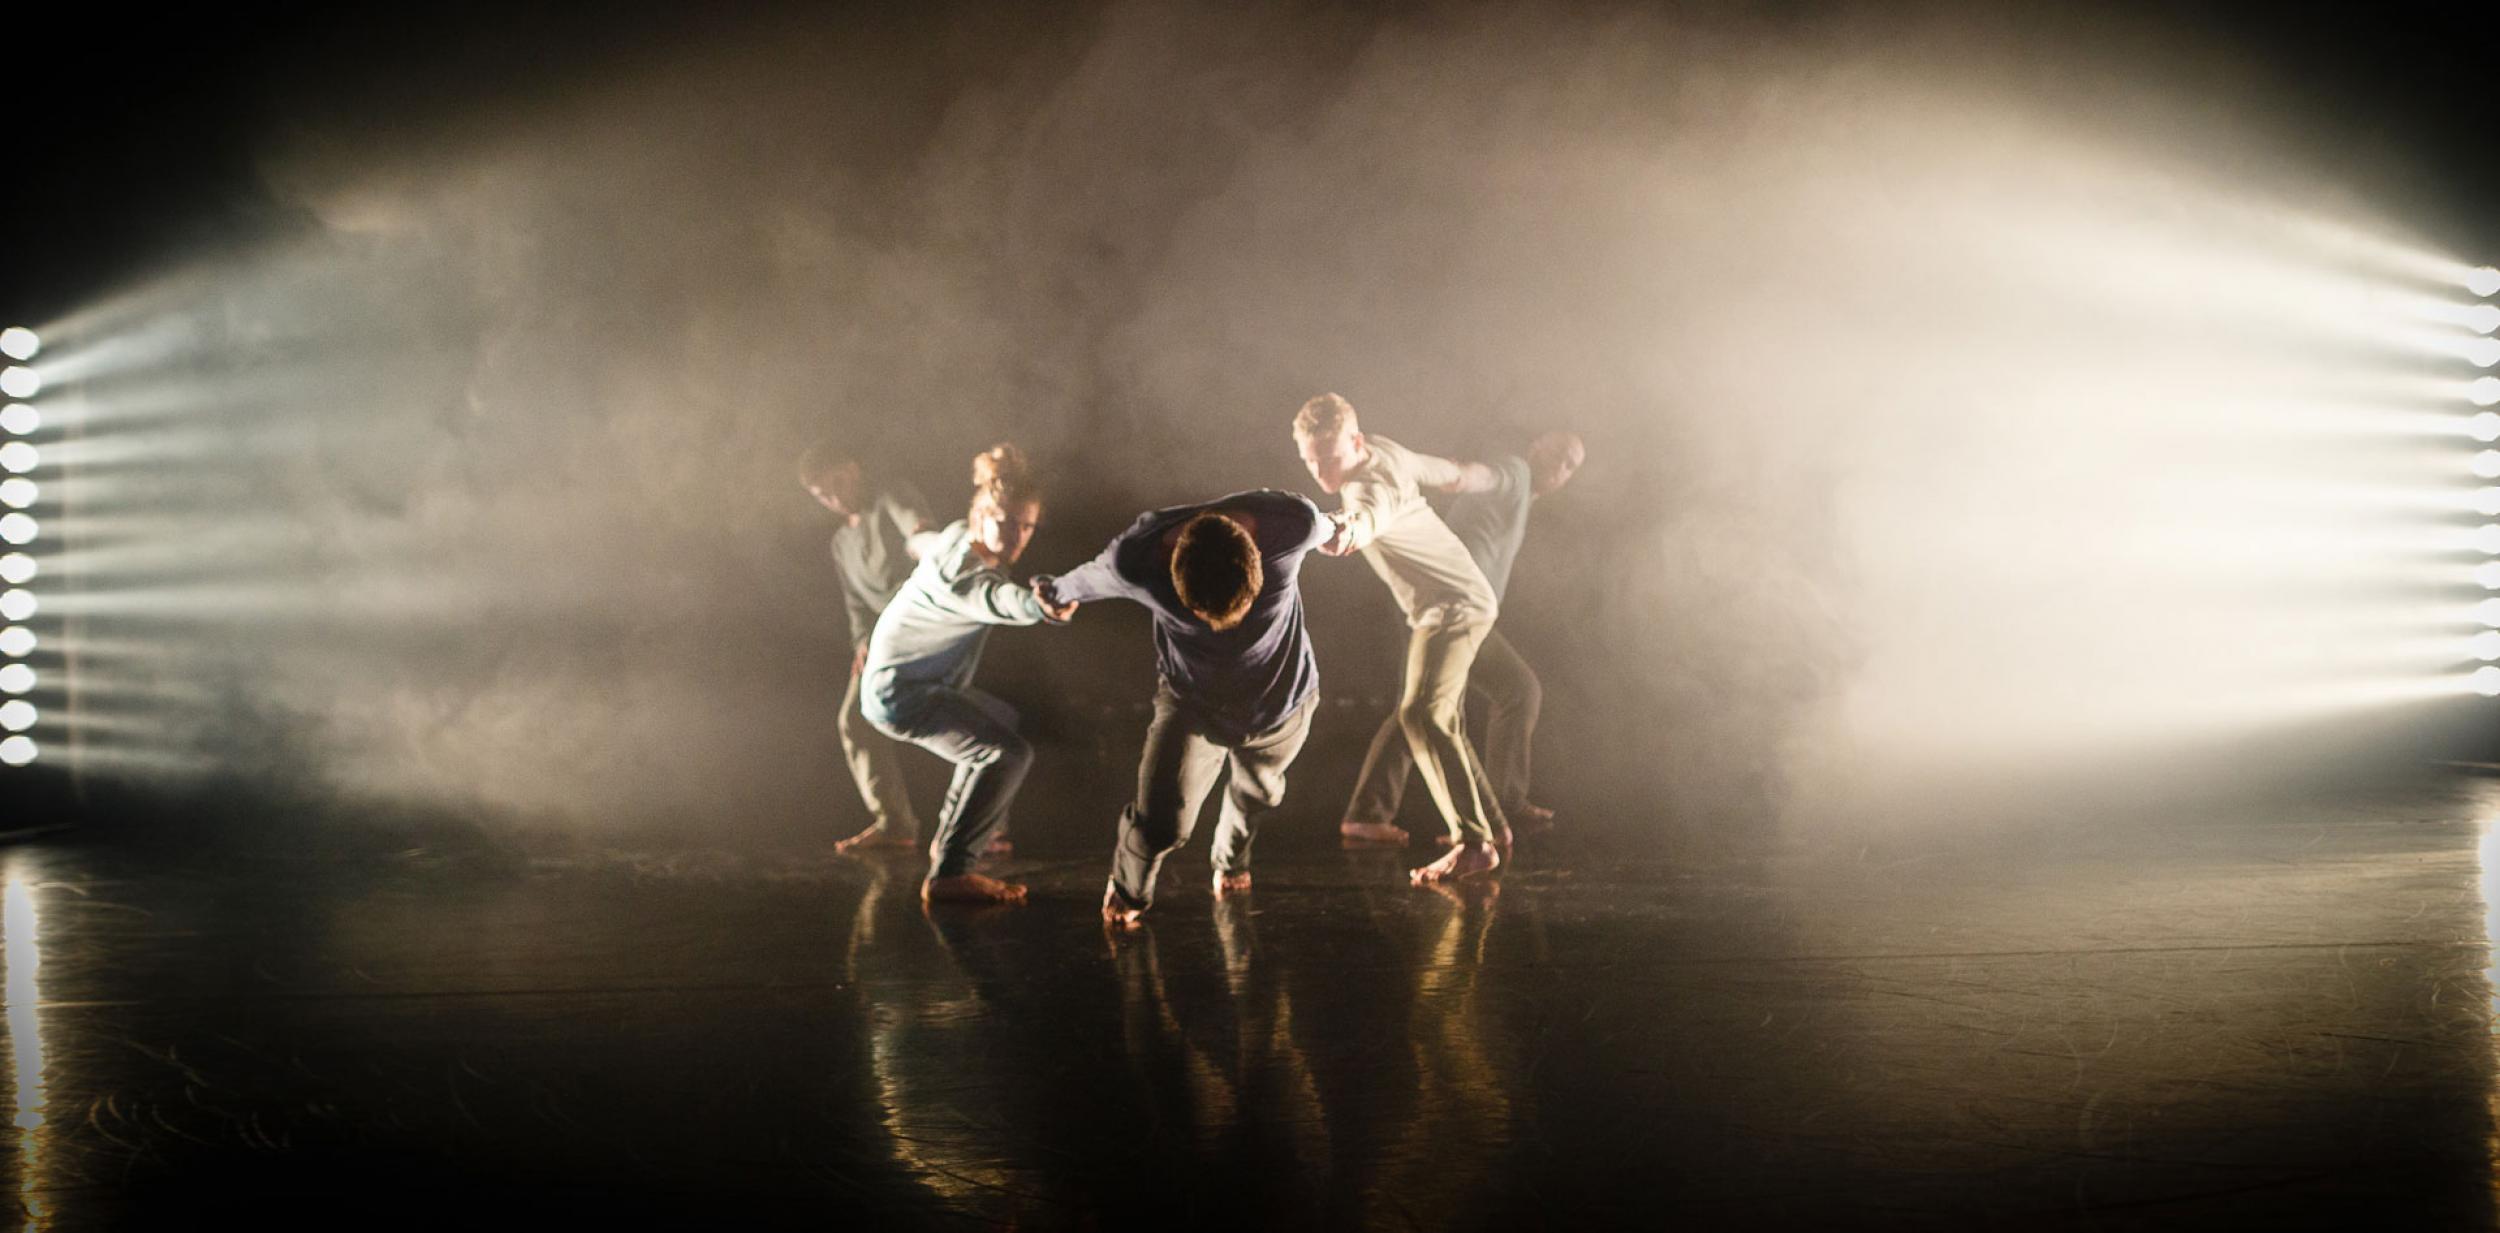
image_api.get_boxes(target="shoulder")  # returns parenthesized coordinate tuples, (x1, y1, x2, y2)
(926, 521, 979, 579)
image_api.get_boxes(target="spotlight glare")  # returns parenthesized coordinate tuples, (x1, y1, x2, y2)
(0, 443, 32, 474)
(2477, 631, 2500, 661)
(0, 628, 28, 658)
(0, 555, 26, 586)
(2476, 339, 2500, 369)
(0, 665, 27, 693)
(2478, 451, 2500, 480)
(2479, 304, 2500, 335)
(0, 592, 29, 623)
(0, 369, 35, 400)
(0, 736, 30, 767)
(2474, 267, 2500, 298)
(0, 515, 30, 546)
(0, 701, 31, 733)
(2481, 561, 2500, 589)
(2479, 488, 2500, 517)
(2475, 378, 2500, 408)
(0, 480, 28, 509)
(0, 405, 31, 436)
(2478, 666, 2500, 697)
(2475, 413, 2500, 443)
(2481, 598, 2500, 627)
(0, 330, 34, 363)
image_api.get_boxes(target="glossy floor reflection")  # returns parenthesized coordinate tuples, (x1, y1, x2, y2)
(4, 778, 2500, 1230)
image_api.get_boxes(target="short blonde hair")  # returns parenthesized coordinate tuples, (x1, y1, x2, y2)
(1293, 393, 1358, 441)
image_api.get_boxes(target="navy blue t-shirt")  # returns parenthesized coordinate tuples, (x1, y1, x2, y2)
(1038, 490, 1329, 742)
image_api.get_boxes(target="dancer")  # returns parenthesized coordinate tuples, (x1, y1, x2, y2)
(801, 446, 939, 855)
(861, 444, 1074, 905)
(1293, 393, 1504, 885)
(1033, 490, 1330, 924)
(1340, 430, 1584, 843)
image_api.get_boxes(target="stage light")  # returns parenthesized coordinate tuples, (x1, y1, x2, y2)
(0, 702, 30, 733)
(2475, 378, 2500, 408)
(2480, 561, 2500, 589)
(2479, 305, 2500, 334)
(0, 444, 32, 474)
(0, 557, 23, 587)
(2481, 524, 2500, 554)
(0, 593, 29, 623)
(0, 331, 32, 364)
(2480, 598, 2500, 626)
(2475, 339, 2500, 368)
(0, 629, 27, 658)
(2478, 666, 2500, 696)
(2477, 631, 2500, 660)
(0, 737, 29, 768)
(2477, 451, 2500, 479)
(2475, 267, 2500, 298)
(2479, 489, 2500, 517)
(0, 370, 34, 401)
(0, 481, 27, 510)
(0, 666, 26, 694)
(0, 516, 29, 547)
(0, 406, 29, 436)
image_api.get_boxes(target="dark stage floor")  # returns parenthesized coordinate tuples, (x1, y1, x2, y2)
(2, 777, 2499, 1230)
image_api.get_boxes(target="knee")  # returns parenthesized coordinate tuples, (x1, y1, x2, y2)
(837, 702, 866, 742)
(1515, 672, 1544, 717)
(1397, 701, 1443, 744)
(1127, 799, 1188, 851)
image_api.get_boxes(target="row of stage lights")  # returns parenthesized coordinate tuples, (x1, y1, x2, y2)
(2470, 264, 2500, 696)
(0, 325, 38, 766)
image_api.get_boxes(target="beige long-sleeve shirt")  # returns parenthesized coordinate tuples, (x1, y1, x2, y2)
(1336, 435, 1499, 629)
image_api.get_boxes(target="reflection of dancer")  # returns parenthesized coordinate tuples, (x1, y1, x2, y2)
(861, 444, 1074, 905)
(800, 447, 938, 854)
(1036, 491, 1330, 923)
(1342, 432, 1584, 842)
(1293, 393, 1505, 886)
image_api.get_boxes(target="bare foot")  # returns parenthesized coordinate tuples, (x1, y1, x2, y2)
(1101, 883, 1145, 929)
(1339, 820, 1409, 848)
(1509, 802, 1556, 833)
(1213, 870, 1252, 898)
(1434, 824, 1515, 852)
(834, 825, 919, 855)
(922, 873, 1028, 905)
(982, 835, 1015, 857)
(1409, 840, 1501, 886)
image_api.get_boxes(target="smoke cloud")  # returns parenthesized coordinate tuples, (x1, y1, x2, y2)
(30, 1, 2485, 843)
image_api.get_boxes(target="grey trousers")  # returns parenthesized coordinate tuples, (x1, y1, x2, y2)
(1387, 622, 1501, 846)
(1345, 628, 1539, 828)
(1107, 686, 1316, 910)
(840, 648, 925, 840)
(871, 686, 1032, 880)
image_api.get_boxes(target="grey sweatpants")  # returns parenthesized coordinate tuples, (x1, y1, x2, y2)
(1106, 686, 1316, 910)
(871, 686, 1032, 880)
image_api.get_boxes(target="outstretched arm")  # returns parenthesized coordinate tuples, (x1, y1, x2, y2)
(1409, 450, 1501, 496)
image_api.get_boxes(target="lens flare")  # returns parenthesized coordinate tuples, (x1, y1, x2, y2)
(2480, 598, 2500, 627)
(0, 407, 30, 437)
(2475, 378, 2500, 408)
(2478, 631, 2500, 660)
(0, 558, 28, 587)
(2478, 452, 2500, 480)
(0, 630, 27, 658)
(0, 444, 33, 475)
(2480, 561, 2500, 589)
(2477, 305, 2500, 335)
(2476, 339, 2500, 369)
(0, 703, 30, 733)
(0, 737, 29, 767)
(0, 517, 29, 547)
(2475, 267, 2500, 298)
(0, 332, 33, 364)
(0, 665, 26, 694)
(0, 371, 34, 401)
(0, 594, 28, 624)
(0, 482, 27, 510)
(2478, 666, 2500, 696)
